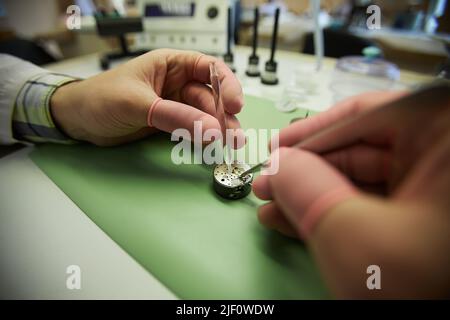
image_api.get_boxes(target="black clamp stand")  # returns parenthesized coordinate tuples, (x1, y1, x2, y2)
(223, 7, 236, 73)
(261, 7, 280, 85)
(95, 12, 148, 70)
(246, 7, 260, 77)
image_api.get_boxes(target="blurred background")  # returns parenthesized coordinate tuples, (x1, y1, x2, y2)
(0, 0, 449, 75)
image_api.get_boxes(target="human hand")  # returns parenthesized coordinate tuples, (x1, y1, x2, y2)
(50, 49, 244, 146)
(253, 90, 450, 239)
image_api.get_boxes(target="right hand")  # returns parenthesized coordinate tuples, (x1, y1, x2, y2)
(252, 91, 450, 239)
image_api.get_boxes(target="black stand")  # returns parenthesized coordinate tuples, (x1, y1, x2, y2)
(261, 8, 280, 85)
(223, 7, 236, 73)
(246, 7, 260, 77)
(95, 15, 149, 70)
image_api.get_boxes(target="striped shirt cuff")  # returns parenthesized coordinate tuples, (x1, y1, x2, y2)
(12, 73, 79, 144)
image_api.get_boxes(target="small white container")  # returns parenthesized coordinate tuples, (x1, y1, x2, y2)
(330, 55, 400, 102)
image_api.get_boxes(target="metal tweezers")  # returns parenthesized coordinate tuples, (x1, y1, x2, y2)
(210, 62, 233, 173)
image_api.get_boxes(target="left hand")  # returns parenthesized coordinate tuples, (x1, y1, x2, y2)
(50, 49, 244, 146)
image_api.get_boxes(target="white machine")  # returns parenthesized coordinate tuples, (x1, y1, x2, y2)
(135, 0, 231, 55)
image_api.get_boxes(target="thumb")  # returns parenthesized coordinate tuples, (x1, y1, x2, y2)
(270, 147, 359, 239)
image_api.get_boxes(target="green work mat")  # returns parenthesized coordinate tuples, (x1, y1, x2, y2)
(30, 95, 328, 299)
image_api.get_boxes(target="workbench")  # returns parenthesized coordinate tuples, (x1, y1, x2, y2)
(0, 46, 431, 299)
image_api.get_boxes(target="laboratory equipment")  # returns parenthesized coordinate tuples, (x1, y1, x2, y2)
(311, 0, 324, 71)
(330, 53, 400, 102)
(223, 6, 236, 73)
(239, 83, 450, 180)
(245, 6, 260, 77)
(275, 84, 308, 113)
(95, 12, 148, 70)
(261, 7, 280, 85)
(424, 0, 447, 33)
(136, 0, 229, 55)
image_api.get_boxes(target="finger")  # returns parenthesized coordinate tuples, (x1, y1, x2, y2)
(192, 54, 243, 114)
(181, 81, 243, 131)
(271, 91, 407, 151)
(396, 123, 450, 202)
(252, 173, 273, 200)
(270, 147, 358, 238)
(258, 202, 298, 238)
(182, 81, 246, 149)
(149, 98, 220, 142)
(323, 144, 392, 183)
(181, 81, 215, 115)
(226, 116, 246, 149)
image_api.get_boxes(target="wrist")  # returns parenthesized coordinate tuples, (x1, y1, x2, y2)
(50, 80, 87, 141)
(300, 186, 359, 239)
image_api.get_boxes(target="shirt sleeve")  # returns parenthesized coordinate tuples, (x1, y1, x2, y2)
(0, 54, 79, 145)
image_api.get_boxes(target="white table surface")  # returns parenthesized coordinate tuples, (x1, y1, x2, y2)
(0, 46, 431, 299)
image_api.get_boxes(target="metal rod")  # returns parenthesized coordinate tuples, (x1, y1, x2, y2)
(269, 7, 280, 62)
(251, 6, 259, 56)
(227, 7, 233, 55)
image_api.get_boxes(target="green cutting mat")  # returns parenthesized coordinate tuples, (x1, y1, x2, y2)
(30, 95, 328, 299)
